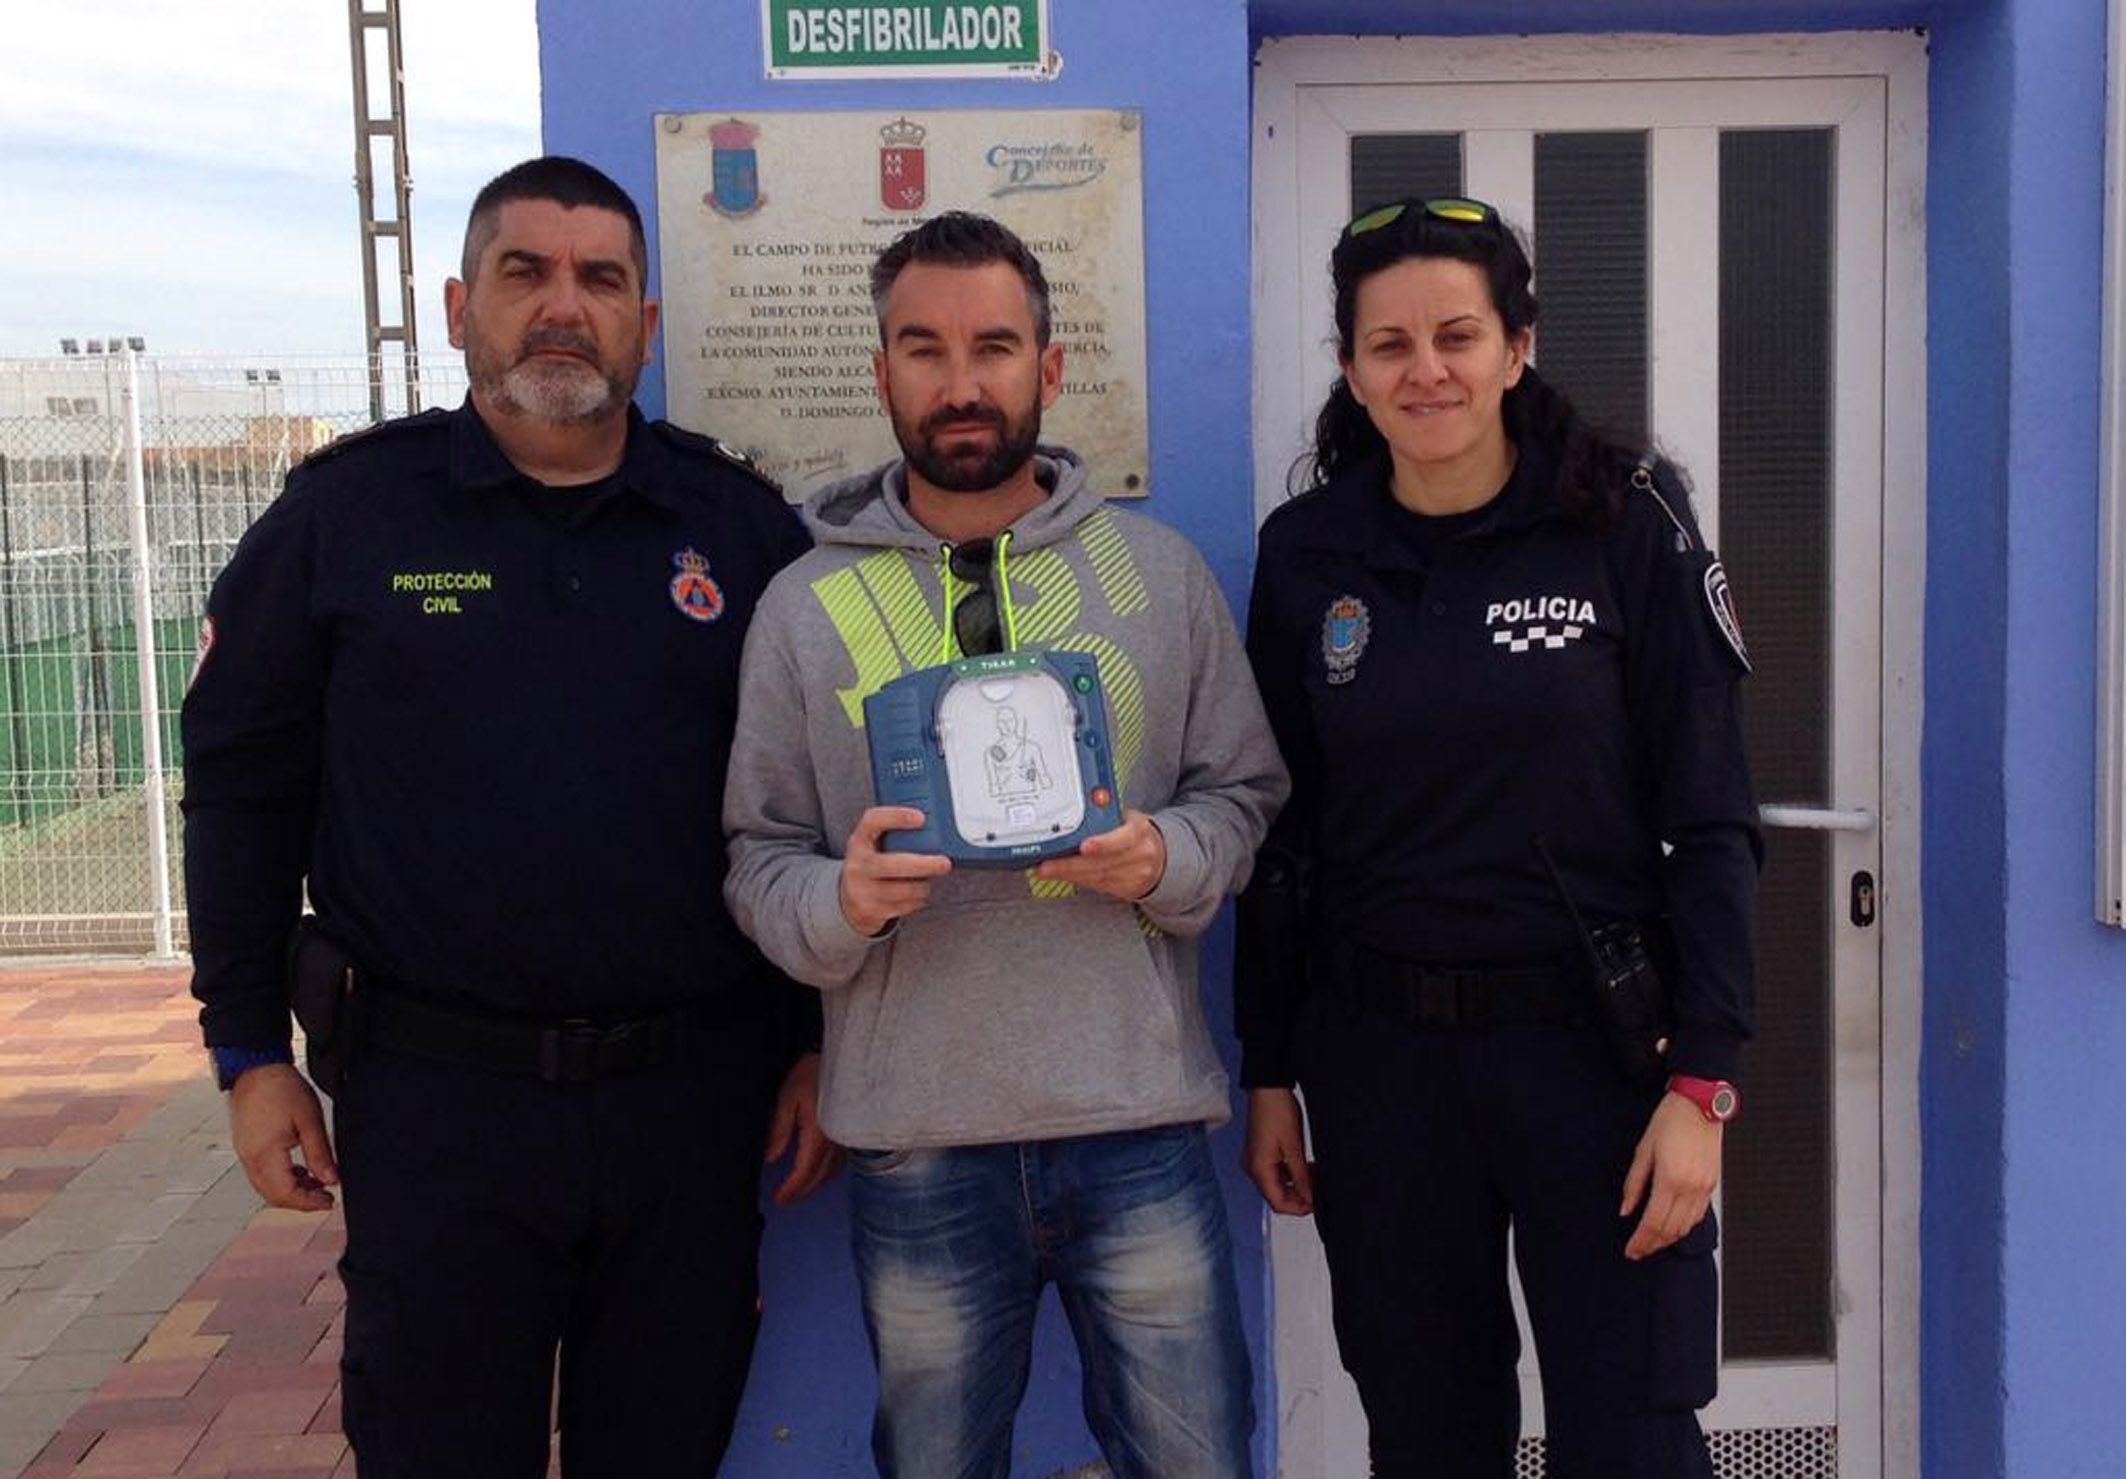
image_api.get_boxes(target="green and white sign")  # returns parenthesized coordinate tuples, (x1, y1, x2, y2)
(762, 1, 1053, 80)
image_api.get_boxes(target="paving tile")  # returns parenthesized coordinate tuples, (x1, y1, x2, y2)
(9, 1350, 122, 1395)
(70, 1417, 208, 1474)
(32, 1423, 104, 1467)
(98, 1358, 210, 1401)
(184, 1364, 335, 1410)
(212, 1321, 328, 1367)
(58, 1394, 206, 1433)
(161, 1155, 237, 1200)
(44, 1311, 159, 1357)
(190, 1175, 263, 1226)
(0, 1168, 82, 1194)
(0, 1293, 95, 1358)
(20, 1252, 93, 1292)
(0, 1190, 52, 1221)
(4, 1435, 67, 1478)
(131, 1304, 224, 1364)
(94, 1246, 238, 1319)
(205, 1387, 327, 1438)
(113, 1196, 201, 1249)
(59, 1244, 150, 1297)
(0, 1353, 27, 1393)
(1, 1154, 100, 1174)
(22, 1460, 88, 1479)
(0, 1228, 68, 1271)
(0, 1385, 90, 1442)
(179, 1430, 344, 1475)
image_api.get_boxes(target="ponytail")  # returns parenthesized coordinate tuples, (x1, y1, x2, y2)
(1504, 366, 1639, 528)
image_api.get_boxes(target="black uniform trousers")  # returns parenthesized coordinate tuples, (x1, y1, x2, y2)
(333, 1034, 780, 1477)
(1296, 994, 1718, 1479)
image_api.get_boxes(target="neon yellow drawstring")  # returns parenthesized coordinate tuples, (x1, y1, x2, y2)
(993, 531, 1021, 651)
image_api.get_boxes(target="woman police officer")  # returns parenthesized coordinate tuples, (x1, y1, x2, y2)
(1235, 198, 1760, 1477)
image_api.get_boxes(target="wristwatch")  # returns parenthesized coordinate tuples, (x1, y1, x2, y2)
(1666, 1074, 1741, 1123)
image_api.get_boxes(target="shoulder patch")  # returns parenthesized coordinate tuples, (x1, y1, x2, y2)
(1703, 560, 1752, 673)
(295, 408, 449, 472)
(652, 421, 784, 499)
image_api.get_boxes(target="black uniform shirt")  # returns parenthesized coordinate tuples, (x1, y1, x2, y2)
(182, 399, 814, 1050)
(1235, 441, 1760, 1087)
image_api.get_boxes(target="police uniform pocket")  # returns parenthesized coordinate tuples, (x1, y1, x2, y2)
(1647, 1208, 1721, 1410)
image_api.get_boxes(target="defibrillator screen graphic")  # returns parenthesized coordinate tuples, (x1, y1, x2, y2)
(937, 671, 1086, 847)
(863, 649, 1122, 865)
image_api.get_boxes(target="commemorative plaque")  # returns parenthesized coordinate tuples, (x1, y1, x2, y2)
(654, 108, 1149, 499)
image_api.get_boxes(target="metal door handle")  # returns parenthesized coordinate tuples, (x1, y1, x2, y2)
(1759, 804, 1877, 833)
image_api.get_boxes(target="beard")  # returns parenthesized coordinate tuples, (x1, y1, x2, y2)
(466, 320, 637, 426)
(891, 395, 1043, 493)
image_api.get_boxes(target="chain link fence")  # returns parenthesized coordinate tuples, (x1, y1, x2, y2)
(0, 353, 465, 955)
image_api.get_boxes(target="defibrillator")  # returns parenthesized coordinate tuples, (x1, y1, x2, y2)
(864, 650, 1124, 865)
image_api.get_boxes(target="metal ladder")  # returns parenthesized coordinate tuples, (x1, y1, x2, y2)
(347, 0, 424, 424)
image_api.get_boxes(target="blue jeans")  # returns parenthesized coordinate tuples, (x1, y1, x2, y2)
(847, 1123, 1254, 1479)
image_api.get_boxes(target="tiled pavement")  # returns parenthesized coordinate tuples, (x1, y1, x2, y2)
(0, 964, 354, 1479)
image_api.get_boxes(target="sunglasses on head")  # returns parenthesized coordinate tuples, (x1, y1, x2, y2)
(948, 539, 1003, 657)
(1343, 196, 1500, 239)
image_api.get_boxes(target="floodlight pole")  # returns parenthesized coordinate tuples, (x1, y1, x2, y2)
(120, 347, 174, 959)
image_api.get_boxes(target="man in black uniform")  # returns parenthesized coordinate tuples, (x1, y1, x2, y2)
(182, 157, 833, 1477)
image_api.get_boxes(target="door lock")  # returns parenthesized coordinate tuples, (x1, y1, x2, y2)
(1850, 871, 1877, 928)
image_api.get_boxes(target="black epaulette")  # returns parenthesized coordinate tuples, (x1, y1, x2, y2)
(652, 421, 784, 498)
(1629, 453, 1700, 553)
(295, 407, 451, 473)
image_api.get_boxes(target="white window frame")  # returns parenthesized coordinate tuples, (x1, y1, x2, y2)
(2099, 0, 2126, 925)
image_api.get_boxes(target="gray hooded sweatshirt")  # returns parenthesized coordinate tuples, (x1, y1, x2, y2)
(723, 450, 1288, 1149)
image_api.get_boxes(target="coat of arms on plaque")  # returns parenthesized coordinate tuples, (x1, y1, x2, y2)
(705, 118, 764, 218)
(879, 117, 927, 213)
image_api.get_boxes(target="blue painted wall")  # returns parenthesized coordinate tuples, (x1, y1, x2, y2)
(1991, 2, 2126, 1476)
(537, 2, 1263, 1473)
(539, 1, 2126, 1474)
(1918, 5, 2013, 1473)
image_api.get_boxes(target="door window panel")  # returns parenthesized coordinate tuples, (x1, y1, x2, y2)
(1348, 133, 1462, 216)
(1533, 130, 1649, 446)
(1717, 125, 1836, 1362)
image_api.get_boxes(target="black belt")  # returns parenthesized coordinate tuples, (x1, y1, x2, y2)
(362, 987, 714, 1083)
(1348, 946, 1588, 1029)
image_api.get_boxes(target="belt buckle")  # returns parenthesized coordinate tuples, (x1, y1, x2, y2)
(539, 1019, 604, 1083)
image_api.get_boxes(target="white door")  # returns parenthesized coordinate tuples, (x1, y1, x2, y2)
(1251, 33, 1926, 1479)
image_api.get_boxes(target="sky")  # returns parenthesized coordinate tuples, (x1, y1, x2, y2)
(0, 1, 542, 361)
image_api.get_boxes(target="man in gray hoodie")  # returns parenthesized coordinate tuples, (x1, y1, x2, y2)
(724, 213, 1286, 1477)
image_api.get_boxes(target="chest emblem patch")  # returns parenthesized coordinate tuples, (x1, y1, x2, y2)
(1321, 595, 1371, 685)
(669, 547, 727, 623)
(1487, 595, 1595, 654)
